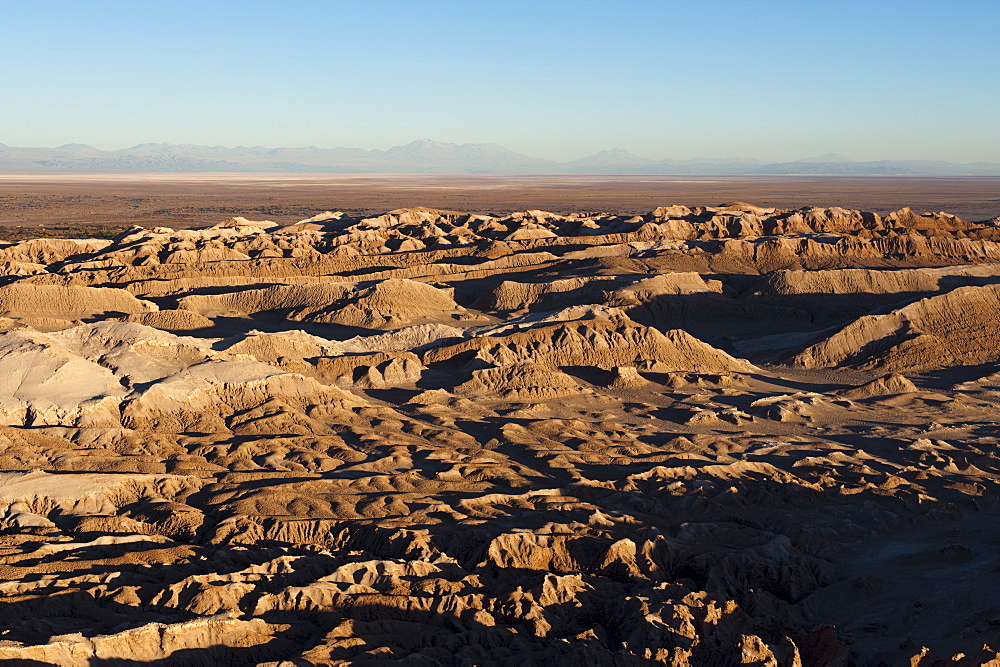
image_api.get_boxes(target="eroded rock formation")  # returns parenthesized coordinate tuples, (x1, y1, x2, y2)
(0, 203, 998, 664)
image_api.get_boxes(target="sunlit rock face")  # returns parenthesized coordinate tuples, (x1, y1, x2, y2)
(0, 204, 998, 664)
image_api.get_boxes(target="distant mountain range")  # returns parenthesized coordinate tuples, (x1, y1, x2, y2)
(1, 139, 998, 175)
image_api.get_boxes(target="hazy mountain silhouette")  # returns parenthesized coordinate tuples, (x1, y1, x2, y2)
(0, 140, 997, 175)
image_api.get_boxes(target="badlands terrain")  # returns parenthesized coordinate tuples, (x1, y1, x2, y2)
(0, 198, 999, 664)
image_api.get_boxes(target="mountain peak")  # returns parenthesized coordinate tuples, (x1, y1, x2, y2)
(384, 139, 457, 155)
(56, 143, 98, 152)
(797, 152, 854, 163)
(0, 141, 995, 175)
(568, 148, 654, 167)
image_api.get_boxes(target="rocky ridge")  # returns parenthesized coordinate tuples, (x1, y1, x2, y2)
(0, 203, 998, 664)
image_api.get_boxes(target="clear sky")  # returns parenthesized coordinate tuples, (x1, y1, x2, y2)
(2, 0, 998, 162)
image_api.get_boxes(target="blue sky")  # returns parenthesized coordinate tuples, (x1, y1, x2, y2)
(2, 0, 998, 161)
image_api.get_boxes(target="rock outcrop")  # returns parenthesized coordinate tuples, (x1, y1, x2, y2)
(0, 203, 996, 664)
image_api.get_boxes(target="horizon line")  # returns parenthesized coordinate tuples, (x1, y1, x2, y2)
(1, 139, 998, 167)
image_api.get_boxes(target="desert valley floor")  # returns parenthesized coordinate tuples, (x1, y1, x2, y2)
(0, 182, 999, 664)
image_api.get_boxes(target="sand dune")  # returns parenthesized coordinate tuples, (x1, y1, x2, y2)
(0, 203, 997, 664)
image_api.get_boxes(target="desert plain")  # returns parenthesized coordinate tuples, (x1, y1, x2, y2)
(0, 175, 998, 664)
(2, 174, 1000, 230)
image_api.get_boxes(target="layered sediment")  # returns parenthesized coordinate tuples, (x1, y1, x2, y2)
(0, 203, 998, 664)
